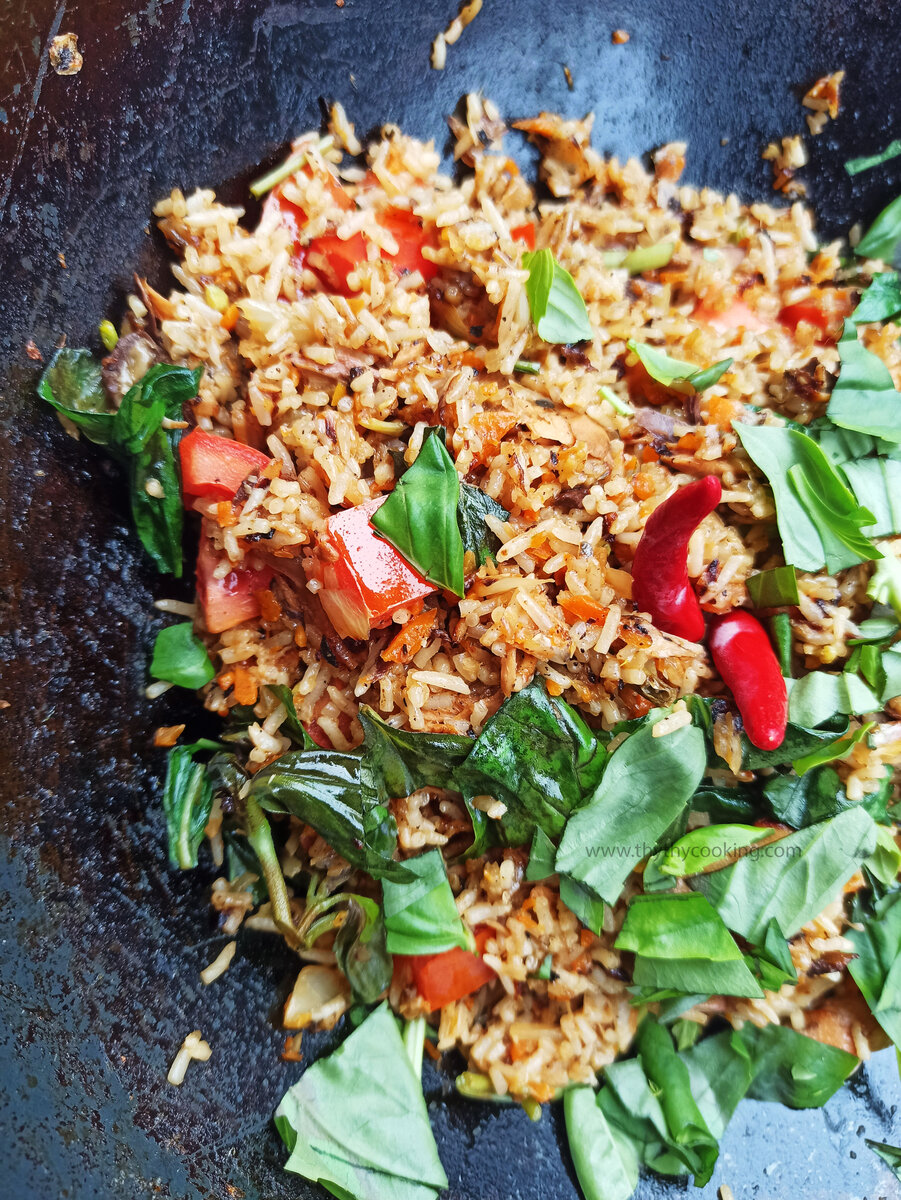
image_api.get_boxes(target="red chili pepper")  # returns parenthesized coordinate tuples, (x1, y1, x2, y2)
(708, 610, 788, 751)
(631, 475, 722, 641)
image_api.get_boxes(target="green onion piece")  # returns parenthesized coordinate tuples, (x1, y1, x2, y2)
(747, 565, 800, 609)
(622, 241, 674, 274)
(534, 953, 553, 980)
(769, 612, 794, 677)
(845, 140, 901, 177)
(599, 384, 634, 417)
(98, 319, 118, 351)
(250, 135, 335, 198)
(513, 359, 540, 375)
(521, 1098, 542, 1122)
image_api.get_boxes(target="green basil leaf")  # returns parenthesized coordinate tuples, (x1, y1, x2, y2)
(770, 612, 794, 676)
(866, 1140, 901, 1180)
(843, 457, 901, 536)
(563, 1086, 639, 1200)
(680, 1028, 754, 1137)
(457, 482, 509, 567)
(863, 823, 901, 887)
(827, 322, 901, 443)
(459, 675, 605, 845)
(746, 565, 800, 608)
(787, 669, 880, 727)
(689, 780, 762, 823)
(627, 339, 731, 391)
(150, 622, 215, 689)
(791, 722, 874, 776)
(764, 765, 851, 825)
(849, 616, 901, 644)
(739, 1023, 858, 1107)
(382, 848, 469, 956)
(333, 896, 393, 1004)
(358, 707, 472, 800)
(855, 193, 901, 265)
(522, 248, 593, 343)
(651, 824, 771, 878)
(555, 717, 706, 905)
(37, 347, 117, 445)
(274, 1004, 448, 1200)
(534, 953, 553, 980)
(371, 428, 465, 595)
(249, 749, 413, 882)
(846, 141, 901, 177)
(735, 422, 881, 572)
(162, 739, 222, 869)
(128, 424, 185, 576)
(869, 553, 901, 619)
(671, 1019, 703, 1052)
(526, 829, 608, 934)
(848, 889, 901, 1050)
(687, 695, 850, 771)
(806, 416, 884, 466)
(691, 806, 877, 940)
(222, 826, 268, 904)
(526, 826, 558, 881)
(852, 270, 901, 321)
(745, 918, 797, 991)
(616, 892, 763, 998)
(265, 684, 315, 749)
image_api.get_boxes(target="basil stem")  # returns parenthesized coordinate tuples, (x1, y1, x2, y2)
(244, 795, 298, 947)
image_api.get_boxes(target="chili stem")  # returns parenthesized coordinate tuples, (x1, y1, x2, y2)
(244, 795, 299, 947)
(249, 135, 335, 198)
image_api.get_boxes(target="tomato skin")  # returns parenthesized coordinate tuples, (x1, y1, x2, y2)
(693, 299, 769, 334)
(311, 497, 436, 640)
(196, 532, 274, 634)
(377, 209, 439, 280)
(179, 427, 271, 501)
(510, 222, 536, 250)
(396, 928, 496, 1012)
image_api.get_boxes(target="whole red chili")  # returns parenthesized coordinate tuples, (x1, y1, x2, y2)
(708, 610, 788, 751)
(631, 475, 722, 641)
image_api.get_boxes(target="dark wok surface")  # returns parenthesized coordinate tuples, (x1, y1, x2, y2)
(3, 1, 901, 1197)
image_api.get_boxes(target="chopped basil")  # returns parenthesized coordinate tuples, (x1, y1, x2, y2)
(866, 1140, 901, 1180)
(535, 953, 553, 981)
(37, 346, 115, 444)
(523, 248, 594, 344)
(763, 763, 858, 825)
(649, 823, 771, 878)
(150, 622, 215, 689)
(564, 1086, 639, 1200)
(791, 722, 874, 776)
(381, 848, 470, 956)
(274, 1004, 448, 1200)
(770, 612, 794, 676)
(852, 271, 901, 323)
(615, 892, 764, 998)
(161, 739, 223, 869)
(599, 385, 634, 417)
(555, 715, 706, 905)
(734, 422, 880, 572)
(845, 140, 901, 177)
(847, 890, 901, 1051)
(456, 482, 510, 567)
(827, 323, 901, 444)
(855, 193, 901, 266)
(746, 564, 799, 608)
(690, 806, 877, 940)
(787, 668, 880, 727)
(371, 428, 465, 595)
(746, 919, 798, 992)
(868, 553, 901, 618)
(627, 340, 732, 391)
(740, 1022, 858, 1107)
(843, 456, 901, 537)
(849, 616, 901, 644)
(358, 708, 472, 802)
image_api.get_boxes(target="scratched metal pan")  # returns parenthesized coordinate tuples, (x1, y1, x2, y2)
(2, 1, 901, 1197)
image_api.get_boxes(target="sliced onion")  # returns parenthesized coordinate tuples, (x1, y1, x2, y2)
(283, 965, 350, 1030)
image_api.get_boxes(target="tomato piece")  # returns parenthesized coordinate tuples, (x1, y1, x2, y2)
(179, 427, 271, 501)
(693, 299, 769, 334)
(377, 209, 439, 280)
(778, 301, 829, 334)
(196, 533, 274, 634)
(309, 497, 436, 641)
(403, 931, 496, 1012)
(305, 231, 369, 295)
(510, 222, 536, 250)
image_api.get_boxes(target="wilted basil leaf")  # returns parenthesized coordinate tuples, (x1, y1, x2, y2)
(847, 889, 901, 1050)
(333, 896, 393, 1004)
(827, 323, 901, 444)
(457, 482, 509, 567)
(740, 1022, 858, 1107)
(37, 347, 116, 444)
(162, 738, 222, 869)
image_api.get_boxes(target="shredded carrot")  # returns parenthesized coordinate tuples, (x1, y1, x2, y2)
(232, 665, 258, 707)
(332, 382, 347, 403)
(423, 1039, 441, 1062)
(677, 432, 702, 452)
(545, 678, 564, 697)
(633, 471, 656, 500)
(381, 609, 437, 663)
(640, 444, 659, 464)
(621, 684, 653, 718)
(531, 1083, 555, 1104)
(470, 409, 518, 463)
(221, 303, 240, 332)
(293, 625, 308, 649)
(256, 588, 283, 623)
(570, 951, 592, 973)
(557, 593, 610, 624)
(260, 460, 282, 481)
(460, 349, 484, 370)
(154, 723, 185, 747)
(706, 394, 741, 431)
(216, 500, 238, 528)
(217, 670, 234, 692)
(509, 1039, 537, 1061)
(347, 294, 366, 315)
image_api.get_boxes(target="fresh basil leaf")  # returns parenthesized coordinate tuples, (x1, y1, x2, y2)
(827, 322, 901, 443)
(672, 1019, 702, 1052)
(37, 347, 117, 445)
(864, 823, 901, 887)
(128, 422, 184, 575)
(689, 780, 762, 822)
(616, 892, 763, 998)
(866, 1139, 901, 1180)
(848, 889, 901, 1050)
(735, 422, 881, 571)
(116, 364, 198, 456)
(358, 708, 472, 800)
(792, 722, 875, 778)
(764, 765, 850, 825)
(747, 565, 800, 608)
(687, 695, 850, 771)
(274, 1003, 448, 1200)
(651, 824, 771, 878)
(556, 718, 706, 905)
(680, 1029, 754, 1137)
(150, 622, 215, 689)
(162, 739, 222, 869)
(333, 896, 393, 1004)
(770, 612, 794, 676)
(806, 416, 885, 466)
(249, 749, 413, 882)
(265, 685, 315, 749)
(745, 918, 797, 992)
(627, 340, 731, 391)
(739, 1022, 858, 1107)
(787, 669, 880, 727)
(522, 248, 593, 343)
(852, 270, 901, 321)
(371, 428, 464, 595)
(844, 457, 901, 537)
(460, 675, 605, 846)
(457, 482, 509, 567)
(869, 553, 901, 618)
(382, 848, 469, 956)
(855, 193, 901, 266)
(691, 806, 877, 940)
(846, 141, 901, 177)
(849, 616, 901, 644)
(526, 830, 608, 934)
(563, 1086, 639, 1200)
(534, 953, 553, 980)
